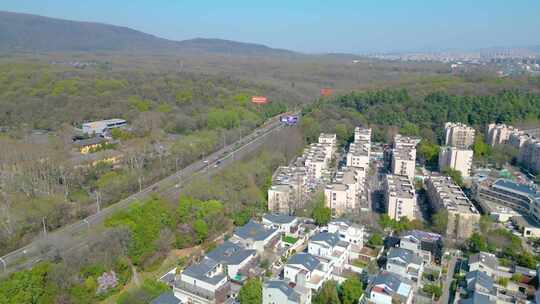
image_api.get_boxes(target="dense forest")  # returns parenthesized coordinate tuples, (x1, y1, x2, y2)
(302, 89, 540, 144)
(0, 61, 293, 256)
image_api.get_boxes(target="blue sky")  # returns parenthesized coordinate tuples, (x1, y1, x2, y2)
(2, 0, 540, 53)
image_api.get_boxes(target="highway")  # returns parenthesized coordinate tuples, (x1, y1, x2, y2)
(0, 112, 297, 277)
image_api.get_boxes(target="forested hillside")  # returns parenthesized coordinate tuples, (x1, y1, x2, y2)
(0, 61, 294, 256)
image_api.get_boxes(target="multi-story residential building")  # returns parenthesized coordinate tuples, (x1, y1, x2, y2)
(318, 133, 337, 149)
(308, 232, 351, 269)
(231, 220, 281, 253)
(174, 257, 231, 304)
(425, 176, 481, 239)
(399, 230, 443, 264)
(262, 214, 299, 235)
(327, 220, 364, 246)
(468, 252, 499, 278)
(360, 271, 414, 304)
(465, 271, 496, 302)
(519, 138, 540, 174)
(445, 122, 475, 148)
(438, 146, 474, 177)
(384, 174, 416, 221)
(324, 167, 361, 216)
(385, 247, 424, 283)
(267, 166, 308, 214)
(391, 135, 420, 181)
(263, 280, 311, 304)
(347, 127, 372, 170)
(486, 123, 520, 146)
(508, 130, 530, 149)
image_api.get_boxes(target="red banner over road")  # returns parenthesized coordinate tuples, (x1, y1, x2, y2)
(251, 96, 268, 104)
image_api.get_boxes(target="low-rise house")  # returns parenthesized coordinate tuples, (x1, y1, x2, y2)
(399, 230, 443, 264)
(150, 292, 181, 304)
(74, 137, 106, 154)
(327, 220, 364, 246)
(459, 292, 495, 304)
(231, 220, 281, 253)
(308, 232, 350, 268)
(360, 271, 414, 304)
(284, 252, 331, 291)
(385, 247, 424, 283)
(468, 252, 499, 278)
(205, 241, 256, 279)
(174, 257, 231, 304)
(262, 214, 299, 235)
(263, 280, 311, 304)
(465, 270, 495, 297)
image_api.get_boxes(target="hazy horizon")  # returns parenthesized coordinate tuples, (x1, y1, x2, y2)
(1, 0, 540, 54)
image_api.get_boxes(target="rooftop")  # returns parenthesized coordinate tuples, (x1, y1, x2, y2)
(234, 220, 277, 242)
(205, 241, 256, 266)
(492, 178, 540, 201)
(469, 252, 499, 271)
(310, 232, 342, 248)
(264, 280, 299, 302)
(150, 292, 181, 304)
(369, 271, 412, 300)
(287, 252, 320, 272)
(262, 213, 297, 225)
(387, 247, 422, 266)
(385, 174, 415, 199)
(401, 230, 442, 243)
(182, 257, 226, 285)
(427, 176, 478, 214)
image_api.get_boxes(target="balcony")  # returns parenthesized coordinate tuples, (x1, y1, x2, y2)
(175, 280, 231, 303)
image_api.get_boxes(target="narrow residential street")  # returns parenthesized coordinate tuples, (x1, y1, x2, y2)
(441, 254, 457, 304)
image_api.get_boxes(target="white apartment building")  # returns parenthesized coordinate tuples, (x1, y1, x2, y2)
(391, 135, 420, 181)
(384, 174, 416, 221)
(324, 167, 360, 216)
(267, 166, 308, 214)
(347, 127, 372, 170)
(486, 123, 520, 146)
(425, 176, 481, 240)
(438, 146, 474, 177)
(519, 138, 540, 174)
(445, 122, 475, 148)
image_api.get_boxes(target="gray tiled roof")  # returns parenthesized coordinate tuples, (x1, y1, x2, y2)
(206, 241, 255, 266)
(466, 270, 494, 293)
(493, 178, 539, 199)
(310, 232, 341, 247)
(264, 280, 300, 302)
(263, 213, 296, 224)
(182, 257, 226, 285)
(460, 292, 495, 304)
(469, 252, 499, 271)
(287, 252, 320, 272)
(369, 271, 412, 300)
(401, 230, 442, 243)
(387, 247, 422, 266)
(234, 220, 277, 241)
(150, 292, 181, 304)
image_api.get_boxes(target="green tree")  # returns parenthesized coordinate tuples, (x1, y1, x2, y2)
(467, 233, 488, 253)
(313, 280, 341, 304)
(473, 134, 491, 159)
(367, 232, 384, 247)
(238, 278, 262, 304)
(442, 167, 464, 187)
(340, 277, 363, 304)
(313, 196, 331, 226)
(423, 283, 443, 300)
(193, 219, 209, 243)
(299, 116, 321, 143)
(431, 210, 448, 234)
(417, 140, 440, 167)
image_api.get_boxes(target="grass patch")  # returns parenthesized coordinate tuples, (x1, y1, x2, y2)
(282, 235, 298, 244)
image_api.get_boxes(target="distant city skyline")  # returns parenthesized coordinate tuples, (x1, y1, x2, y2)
(2, 0, 540, 54)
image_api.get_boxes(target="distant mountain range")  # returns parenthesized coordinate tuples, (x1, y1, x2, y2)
(0, 11, 299, 57)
